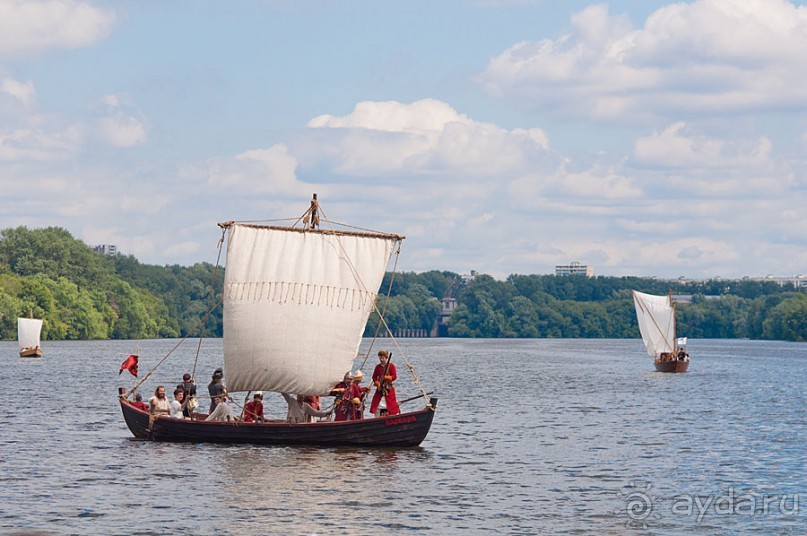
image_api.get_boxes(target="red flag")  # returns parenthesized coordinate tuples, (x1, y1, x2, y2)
(119, 354, 139, 377)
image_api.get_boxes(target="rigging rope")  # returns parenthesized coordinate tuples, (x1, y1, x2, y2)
(190, 226, 227, 384)
(126, 296, 223, 397)
(313, 204, 430, 405)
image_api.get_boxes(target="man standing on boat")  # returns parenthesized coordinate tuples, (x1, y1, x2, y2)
(207, 368, 227, 412)
(353, 370, 370, 419)
(178, 373, 197, 417)
(370, 350, 400, 417)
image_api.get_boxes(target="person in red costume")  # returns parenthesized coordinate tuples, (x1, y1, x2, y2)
(131, 392, 149, 411)
(370, 350, 400, 417)
(331, 372, 363, 421)
(352, 370, 370, 419)
(243, 392, 265, 422)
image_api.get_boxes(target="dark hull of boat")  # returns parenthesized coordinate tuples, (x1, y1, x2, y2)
(19, 348, 43, 358)
(654, 360, 690, 373)
(120, 396, 438, 447)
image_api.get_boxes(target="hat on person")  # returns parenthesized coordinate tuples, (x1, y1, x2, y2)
(254, 391, 263, 398)
(344, 371, 352, 380)
(353, 370, 364, 381)
(378, 350, 390, 358)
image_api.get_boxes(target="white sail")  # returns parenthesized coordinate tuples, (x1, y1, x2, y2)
(222, 224, 399, 395)
(632, 291, 675, 357)
(18, 318, 43, 353)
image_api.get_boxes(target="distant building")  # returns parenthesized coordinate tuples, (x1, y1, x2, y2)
(746, 274, 807, 288)
(440, 297, 457, 325)
(462, 270, 479, 282)
(92, 244, 117, 256)
(555, 261, 593, 277)
(436, 296, 457, 337)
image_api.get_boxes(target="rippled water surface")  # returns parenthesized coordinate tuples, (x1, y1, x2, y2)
(1, 338, 806, 534)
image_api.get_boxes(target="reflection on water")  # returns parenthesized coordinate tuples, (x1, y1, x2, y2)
(1, 338, 806, 533)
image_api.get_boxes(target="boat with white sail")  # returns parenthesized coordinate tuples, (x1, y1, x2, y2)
(119, 195, 437, 446)
(18, 317, 43, 358)
(632, 290, 690, 373)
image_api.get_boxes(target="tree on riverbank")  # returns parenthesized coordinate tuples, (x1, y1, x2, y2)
(1, 226, 805, 341)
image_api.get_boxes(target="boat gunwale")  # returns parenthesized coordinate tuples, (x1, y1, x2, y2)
(120, 397, 435, 426)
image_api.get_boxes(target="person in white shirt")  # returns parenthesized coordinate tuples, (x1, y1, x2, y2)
(149, 385, 171, 417)
(281, 393, 332, 423)
(169, 388, 187, 419)
(205, 394, 235, 422)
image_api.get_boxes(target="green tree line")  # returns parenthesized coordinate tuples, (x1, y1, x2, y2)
(0, 226, 222, 340)
(368, 272, 807, 342)
(2, 226, 806, 341)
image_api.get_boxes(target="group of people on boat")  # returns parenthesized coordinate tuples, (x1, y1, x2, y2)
(138, 350, 403, 424)
(657, 347, 690, 363)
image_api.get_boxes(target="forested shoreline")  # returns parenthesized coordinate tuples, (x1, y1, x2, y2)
(1, 226, 806, 342)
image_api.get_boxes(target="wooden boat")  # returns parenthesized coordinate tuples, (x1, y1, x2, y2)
(18, 317, 43, 358)
(653, 358, 689, 373)
(119, 194, 437, 446)
(119, 395, 437, 447)
(632, 290, 691, 373)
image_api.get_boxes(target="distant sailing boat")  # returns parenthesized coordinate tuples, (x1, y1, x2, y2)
(632, 290, 690, 373)
(119, 194, 437, 447)
(18, 316, 43, 358)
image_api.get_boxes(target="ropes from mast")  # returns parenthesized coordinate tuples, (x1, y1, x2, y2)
(306, 196, 431, 406)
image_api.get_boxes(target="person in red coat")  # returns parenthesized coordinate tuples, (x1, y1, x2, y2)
(370, 350, 400, 417)
(131, 392, 149, 412)
(243, 392, 265, 422)
(331, 372, 363, 421)
(352, 370, 370, 419)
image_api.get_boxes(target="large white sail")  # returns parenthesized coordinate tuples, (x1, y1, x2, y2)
(222, 224, 399, 395)
(18, 318, 43, 353)
(632, 291, 675, 357)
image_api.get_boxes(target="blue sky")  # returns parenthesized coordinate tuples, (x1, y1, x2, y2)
(1, 0, 806, 280)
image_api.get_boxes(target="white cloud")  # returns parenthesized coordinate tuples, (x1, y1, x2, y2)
(0, 0, 116, 58)
(306, 98, 550, 177)
(1, 77, 36, 107)
(0, 125, 83, 161)
(478, 0, 807, 121)
(97, 116, 147, 148)
(634, 122, 772, 168)
(93, 94, 148, 147)
(207, 144, 304, 195)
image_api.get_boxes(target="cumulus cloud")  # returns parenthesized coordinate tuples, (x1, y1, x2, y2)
(478, 0, 807, 121)
(306, 98, 549, 177)
(1, 77, 36, 107)
(634, 122, 772, 168)
(207, 144, 304, 195)
(93, 94, 149, 147)
(0, 0, 116, 58)
(0, 124, 83, 161)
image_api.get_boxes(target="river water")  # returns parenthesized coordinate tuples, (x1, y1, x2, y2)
(1, 338, 805, 535)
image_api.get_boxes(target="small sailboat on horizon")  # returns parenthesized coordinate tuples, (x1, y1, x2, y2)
(18, 316, 43, 358)
(632, 290, 690, 373)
